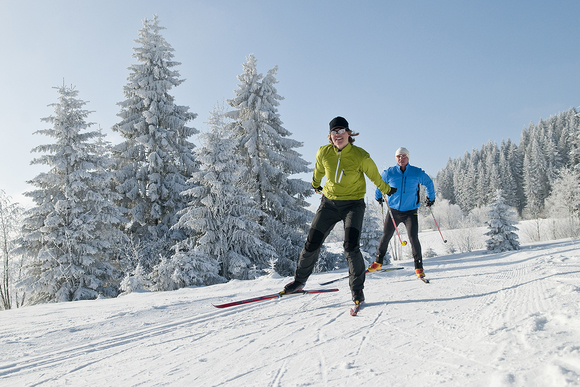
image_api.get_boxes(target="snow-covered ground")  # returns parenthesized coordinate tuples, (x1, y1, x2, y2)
(2, 237, 580, 386)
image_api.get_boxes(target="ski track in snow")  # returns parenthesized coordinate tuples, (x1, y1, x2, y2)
(1, 239, 579, 386)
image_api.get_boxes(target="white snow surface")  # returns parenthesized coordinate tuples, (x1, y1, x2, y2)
(2, 237, 580, 386)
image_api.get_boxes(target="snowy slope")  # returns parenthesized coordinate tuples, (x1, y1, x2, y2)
(1, 239, 579, 386)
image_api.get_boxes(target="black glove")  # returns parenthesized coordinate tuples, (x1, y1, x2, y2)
(314, 186, 323, 194)
(387, 187, 397, 196)
(376, 197, 384, 205)
(426, 198, 435, 207)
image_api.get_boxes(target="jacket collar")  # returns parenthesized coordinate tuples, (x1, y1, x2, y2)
(333, 142, 352, 153)
(396, 163, 411, 173)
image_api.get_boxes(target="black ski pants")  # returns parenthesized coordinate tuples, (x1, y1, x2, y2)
(294, 196, 366, 291)
(376, 208, 423, 270)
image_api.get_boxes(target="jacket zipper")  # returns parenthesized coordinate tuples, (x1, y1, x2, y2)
(335, 150, 344, 183)
(398, 175, 406, 210)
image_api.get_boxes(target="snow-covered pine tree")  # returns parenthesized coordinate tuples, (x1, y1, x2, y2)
(454, 155, 477, 213)
(545, 167, 580, 238)
(359, 200, 383, 257)
(555, 111, 571, 167)
(543, 120, 563, 183)
(111, 15, 198, 273)
(497, 143, 517, 210)
(485, 142, 501, 197)
(119, 263, 151, 294)
(163, 104, 276, 287)
(225, 55, 313, 276)
(435, 158, 456, 204)
(505, 139, 525, 216)
(523, 137, 549, 219)
(20, 84, 125, 303)
(571, 108, 580, 169)
(484, 189, 520, 253)
(475, 161, 487, 206)
(0, 190, 25, 309)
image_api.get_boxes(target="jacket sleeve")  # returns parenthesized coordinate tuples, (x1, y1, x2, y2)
(312, 146, 325, 188)
(374, 170, 387, 200)
(362, 157, 391, 196)
(420, 169, 436, 200)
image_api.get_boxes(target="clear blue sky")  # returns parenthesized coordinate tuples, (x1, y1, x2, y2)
(2, 0, 579, 208)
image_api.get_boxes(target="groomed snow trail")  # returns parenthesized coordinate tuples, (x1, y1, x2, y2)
(1, 240, 579, 386)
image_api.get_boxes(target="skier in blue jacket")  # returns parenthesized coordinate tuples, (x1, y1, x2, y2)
(368, 147, 436, 280)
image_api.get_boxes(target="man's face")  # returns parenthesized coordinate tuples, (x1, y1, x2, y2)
(396, 153, 409, 168)
(330, 128, 350, 150)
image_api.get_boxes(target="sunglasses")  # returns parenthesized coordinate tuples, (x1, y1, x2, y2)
(330, 128, 347, 135)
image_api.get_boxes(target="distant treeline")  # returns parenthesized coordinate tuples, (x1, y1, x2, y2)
(436, 107, 580, 218)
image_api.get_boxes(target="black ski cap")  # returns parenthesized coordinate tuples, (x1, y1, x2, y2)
(329, 116, 349, 131)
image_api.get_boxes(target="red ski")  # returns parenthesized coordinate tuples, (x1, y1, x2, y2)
(350, 300, 363, 316)
(213, 288, 339, 309)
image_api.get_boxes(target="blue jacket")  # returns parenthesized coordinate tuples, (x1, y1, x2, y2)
(374, 164, 435, 211)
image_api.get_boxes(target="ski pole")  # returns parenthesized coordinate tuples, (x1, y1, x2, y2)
(383, 195, 407, 246)
(380, 201, 385, 226)
(428, 206, 447, 243)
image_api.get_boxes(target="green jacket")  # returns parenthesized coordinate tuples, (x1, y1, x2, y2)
(312, 143, 391, 201)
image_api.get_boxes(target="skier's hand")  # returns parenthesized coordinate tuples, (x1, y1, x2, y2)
(376, 197, 384, 205)
(314, 186, 323, 194)
(387, 187, 397, 196)
(426, 198, 435, 207)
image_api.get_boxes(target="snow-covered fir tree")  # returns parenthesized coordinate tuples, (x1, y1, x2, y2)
(542, 120, 564, 183)
(497, 144, 517, 211)
(20, 85, 125, 303)
(359, 201, 383, 257)
(0, 190, 25, 309)
(161, 105, 275, 287)
(522, 137, 549, 219)
(572, 109, 580, 169)
(119, 263, 151, 294)
(111, 15, 198, 273)
(484, 190, 520, 253)
(545, 167, 580, 238)
(545, 167, 580, 217)
(225, 55, 313, 275)
(453, 155, 478, 213)
(435, 160, 456, 204)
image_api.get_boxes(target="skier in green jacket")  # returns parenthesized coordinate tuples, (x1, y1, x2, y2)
(282, 116, 396, 303)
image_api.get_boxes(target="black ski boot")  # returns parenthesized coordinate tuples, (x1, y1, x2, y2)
(352, 289, 365, 303)
(283, 280, 305, 294)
